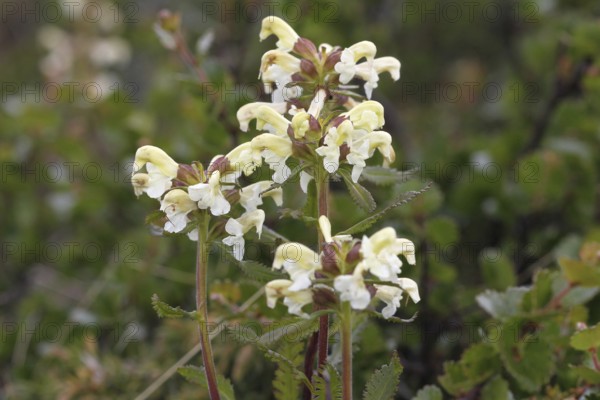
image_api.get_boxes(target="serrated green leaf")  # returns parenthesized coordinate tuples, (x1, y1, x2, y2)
(559, 258, 600, 287)
(481, 376, 514, 400)
(151, 294, 193, 319)
(412, 385, 443, 400)
(258, 317, 320, 346)
(362, 352, 403, 400)
(360, 166, 416, 186)
(178, 365, 236, 400)
(338, 168, 376, 212)
(495, 320, 554, 392)
(239, 260, 286, 282)
(476, 288, 528, 320)
(438, 343, 500, 395)
(570, 323, 600, 350)
(337, 182, 432, 236)
(262, 344, 312, 390)
(273, 341, 304, 400)
(313, 364, 342, 400)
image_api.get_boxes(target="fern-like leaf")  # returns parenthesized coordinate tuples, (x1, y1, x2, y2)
(362, 352, 403, 400)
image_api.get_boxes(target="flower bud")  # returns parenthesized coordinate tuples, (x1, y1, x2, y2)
(293, 37, 318, 59)
(177, 164, 202, 185)
(324, 50, 342, 71)
(300, 59, 318, 78)
(321, 243, 340, 275)
(345, 241, 362, 264)
(312, 286, 337, 308)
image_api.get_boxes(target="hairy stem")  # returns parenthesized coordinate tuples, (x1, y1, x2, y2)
(341, 301, 353, 400)
(304, 167, 330, 400)
(196, 215, 221, 400)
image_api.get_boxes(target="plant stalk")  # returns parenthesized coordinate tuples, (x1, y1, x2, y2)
(304, 166, 330, 400)
(341, 301, 353, 400)
(196, 215, 221, 400)
(316, 167, 330, 369)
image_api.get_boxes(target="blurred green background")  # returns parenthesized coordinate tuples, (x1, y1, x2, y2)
(1, 0, 600, 398)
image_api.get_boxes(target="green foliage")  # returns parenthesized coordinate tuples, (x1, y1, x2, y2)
(559, 258, 600, 287)
(362, 352, 403, 400)
(151, 294, 195, 319)
(570, 323, 600, 351)
(178, 365, 237, 400)
(337, 182, 432, 236)
(312, 364, 342, 400)
(480, 376, 513, 400)
(438, 343, 501, 395)
(338, 168, 377, 213)
(495, 321, 554, 392)
(272, 341, 305, 400)
(412, 385, 443, 400)
(359, 166, 416, 186)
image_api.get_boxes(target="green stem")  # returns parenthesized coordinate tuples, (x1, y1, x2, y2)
(196, 215, 221, 400)
(341, 301, 353, 400)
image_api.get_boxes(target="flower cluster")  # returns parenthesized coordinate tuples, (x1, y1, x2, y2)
(235, 17, 401, 187)
(132, 16, 418, 321)
(131, 145, 281, 259)
(266, 216, 420, 318)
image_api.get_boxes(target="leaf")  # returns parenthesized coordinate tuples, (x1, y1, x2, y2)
(273, 341, 304, 400)
(261, 343, 312, 390)
(337, 182, 432, 236)
(258, 317, 320, 346)
(360, 166, 416, 186)
(214, 242, 285, 282)
(476, 288, 528, 320)
(362, 352, 403, 400)
(481, 376, 514, 400)
(570, 323, 600, 350)
(521, 270, 556, 312)
(559, 258, 600, 287)
(438, 343, 500, 395)
(238, 260, 286, 282)
(151, 294, 193, 319)
(570, 365, 600, 384)
(303, 175, 318, 219)
(338, 168, 376, 212)
(178, 365, 236, 400)
(262, 225, 290, 243)
(313, 364, 342, 400)
(412, 385, 443, 400)
(495, 320, 554, 392)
